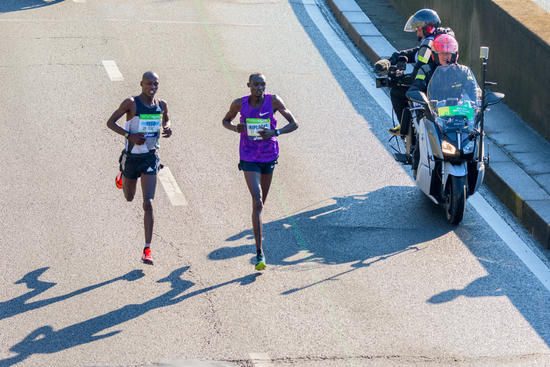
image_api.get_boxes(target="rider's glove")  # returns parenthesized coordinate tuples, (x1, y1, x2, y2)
(374, 59, 391, 75)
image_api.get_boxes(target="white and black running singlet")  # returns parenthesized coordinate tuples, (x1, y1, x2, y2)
(125, 97, 163, 154)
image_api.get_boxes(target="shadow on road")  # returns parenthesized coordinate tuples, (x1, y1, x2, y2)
(211, 186, 452, 285)
(0, 267, 144, 321)
(427, 228, 550, 345)
(0, 0, 65, 13)
(0, 267, 259, 366)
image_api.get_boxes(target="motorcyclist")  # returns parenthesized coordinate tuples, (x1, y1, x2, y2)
(407, 34, 479, 185)
(374, 9, 454, 137)
(409, 34, 479, 103)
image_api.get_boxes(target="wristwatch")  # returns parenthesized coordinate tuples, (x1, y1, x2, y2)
(124, 131, 130, 138)
(276, 129, 280, 136)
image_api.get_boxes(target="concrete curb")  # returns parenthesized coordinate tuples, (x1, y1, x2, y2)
(326, 0, 394, 61)
(325, 0, 550, 249)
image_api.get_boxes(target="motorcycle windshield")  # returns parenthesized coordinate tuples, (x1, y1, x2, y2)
(427, 65, 480, 131)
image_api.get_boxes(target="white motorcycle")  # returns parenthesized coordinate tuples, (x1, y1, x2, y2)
(403, 47, 504, 224)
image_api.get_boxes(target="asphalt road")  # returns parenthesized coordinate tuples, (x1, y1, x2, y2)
(1, 1, 549, 366)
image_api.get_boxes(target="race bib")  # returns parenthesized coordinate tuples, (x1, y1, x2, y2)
(138, 114, 162, 138)
(246, 118, 270, 140)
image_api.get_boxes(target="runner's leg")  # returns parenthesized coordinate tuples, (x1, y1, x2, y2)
(244, 170, 263, 255)
(140, 173, 157, 245)
(123, 177, 137, 202)
(260, 173, 273, 204)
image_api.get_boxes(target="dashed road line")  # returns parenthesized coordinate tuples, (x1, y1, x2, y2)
(158, 166, 188, 206)
(249, 352, 274, 367)
(101, 60, 123, 81)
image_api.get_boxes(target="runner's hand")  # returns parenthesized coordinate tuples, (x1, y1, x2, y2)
(258, 128, 275, 139)
(236, 123, 245, 133)
(162, 126, 172, 138)
(129, 133, 146, 145)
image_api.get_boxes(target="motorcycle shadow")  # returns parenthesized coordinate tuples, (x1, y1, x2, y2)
(212, 185, 454, 269)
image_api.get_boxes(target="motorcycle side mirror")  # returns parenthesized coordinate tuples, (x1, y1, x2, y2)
(406, 90, 435, 120)
(484, 91, 505, 106)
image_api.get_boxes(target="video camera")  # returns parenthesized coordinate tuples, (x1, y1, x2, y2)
(375, 56, 408, 88)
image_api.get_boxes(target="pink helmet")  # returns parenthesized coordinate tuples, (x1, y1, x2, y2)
(432, 34, 459, 64)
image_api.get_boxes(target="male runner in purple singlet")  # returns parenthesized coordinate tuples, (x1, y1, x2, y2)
(222, 73, 298, 270)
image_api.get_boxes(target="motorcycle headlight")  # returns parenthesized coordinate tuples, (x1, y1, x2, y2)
(463, 140, 475, 154)
(441, 140, 458, 156)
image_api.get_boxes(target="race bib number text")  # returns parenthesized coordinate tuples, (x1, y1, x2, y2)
(139, 114, 162, 138)
(246, 118, 270, 140)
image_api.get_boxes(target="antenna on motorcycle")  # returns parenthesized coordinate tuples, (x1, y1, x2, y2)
(479, 46, 490, 163)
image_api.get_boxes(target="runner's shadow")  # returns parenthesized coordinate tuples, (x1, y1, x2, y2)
(211, 186, 453, 289)
(0, 268, 144, 321)
(0, 267, 259, 367)
(0, 267, 144, 320)
(0, 0, 65, 13)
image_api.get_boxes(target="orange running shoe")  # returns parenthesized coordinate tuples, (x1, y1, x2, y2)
(141, 247, 153, 265)
(115, 171, 123, 189)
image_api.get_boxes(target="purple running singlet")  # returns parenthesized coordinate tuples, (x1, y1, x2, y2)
(239, 94, 278, 162)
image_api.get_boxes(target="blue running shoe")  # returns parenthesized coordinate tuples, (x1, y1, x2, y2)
(255, 253, 266, 271)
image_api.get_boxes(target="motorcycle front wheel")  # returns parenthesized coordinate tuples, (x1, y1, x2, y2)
(445, 175, 466, 225)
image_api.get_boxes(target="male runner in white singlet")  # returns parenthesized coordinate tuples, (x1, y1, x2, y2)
(107, 72, 172, 265)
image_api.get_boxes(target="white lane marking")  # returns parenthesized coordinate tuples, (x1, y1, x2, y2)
(158, 166, 188, 206)
(73, 0, 86, 3)
(101, 60, 124, 81)
(470, 194, 550, 292)
(249, 353, 274, 367)
(301, 0, 550, 286)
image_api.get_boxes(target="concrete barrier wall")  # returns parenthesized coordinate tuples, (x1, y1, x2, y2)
(387, 0, 550, 141)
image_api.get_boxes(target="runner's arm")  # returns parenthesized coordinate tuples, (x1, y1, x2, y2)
(107, 98, 133, 136)
(270, 94, 298, 136)
(106, 98, 145, 145)
(222, 98, 245, 133)
(160, 100, 172, 138)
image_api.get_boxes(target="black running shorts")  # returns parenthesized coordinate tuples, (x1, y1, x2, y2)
(119, 150, 159, 179)
(238, 159, 278, 175)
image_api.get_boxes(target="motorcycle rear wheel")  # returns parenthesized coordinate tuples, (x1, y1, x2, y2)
(445, 175, 466, 225)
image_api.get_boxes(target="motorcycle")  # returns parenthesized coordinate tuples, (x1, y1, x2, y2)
(403, 47, 504, 224)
